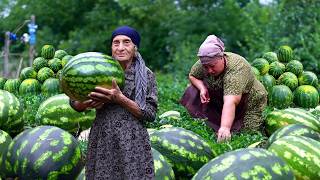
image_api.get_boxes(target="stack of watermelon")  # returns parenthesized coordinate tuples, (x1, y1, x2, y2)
(251, 45, 319, 109)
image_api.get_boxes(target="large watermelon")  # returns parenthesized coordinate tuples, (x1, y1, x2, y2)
(293, 85, 319, 108)
(0, 130, 12, 178)
(19, 67, 37, 81)
(268, 61, 285, 79)
(251, 58, 269, 75)
(260, 74, 276, 92)
(285, 60, 303, 76)
(41, 45, 55, 59)
(0, 90, 24, 137)
(268, 85, 293, 109)
(277, 45, 293, 63)
(150, 127, 216, 178)
(60, 52, 125, 102)
(267, 124, 320, 147)
(152, 148, 175, 180)
(3, 126, 83, 179)
(19, 79, 41, 95)
(41, 78, 62, 97)
(192, 148, 294, 180)
(268, 136, 320, 180)
(262, 51, 278, 63)
(265, 108, 320, 135)
(36, 94, 96, 134)
(277, 72, 298, 91)
(298, 71, 318, 87)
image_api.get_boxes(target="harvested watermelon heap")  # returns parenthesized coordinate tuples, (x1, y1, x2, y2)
(0, 44, 320, 179)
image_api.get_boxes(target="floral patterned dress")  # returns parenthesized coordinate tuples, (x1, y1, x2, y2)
(85, 60, 158, 180)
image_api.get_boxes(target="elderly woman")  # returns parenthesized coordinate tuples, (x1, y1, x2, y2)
(180, 35, 267, 142)
(70, 26, 157, 179)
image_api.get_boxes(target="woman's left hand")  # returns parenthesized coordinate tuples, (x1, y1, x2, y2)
(217, 126, 231, 142)
(88, 79, 124, 104)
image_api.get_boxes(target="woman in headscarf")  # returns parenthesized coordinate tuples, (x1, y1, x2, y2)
(180, 35, 267, 142)
(70, 26, 157, 179)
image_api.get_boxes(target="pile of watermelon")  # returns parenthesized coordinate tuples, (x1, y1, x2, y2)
(251, 45, 319, 109)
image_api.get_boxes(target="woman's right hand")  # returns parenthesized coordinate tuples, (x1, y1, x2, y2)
(199, 87, 210, 104)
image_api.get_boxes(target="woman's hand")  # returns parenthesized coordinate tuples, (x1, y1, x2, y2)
(199, 87, 210, 104)
(88, 79, 124, 104)
(217, 126, 231, 142)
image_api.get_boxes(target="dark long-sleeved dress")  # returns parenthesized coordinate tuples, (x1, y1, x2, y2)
(85, 61, 158, 180)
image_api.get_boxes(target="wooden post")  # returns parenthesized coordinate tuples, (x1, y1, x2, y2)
(3, 31, 10, 77)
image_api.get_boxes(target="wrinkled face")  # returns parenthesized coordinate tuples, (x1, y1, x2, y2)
(111, 35, 136, 62)
(202, 56, 225, 76)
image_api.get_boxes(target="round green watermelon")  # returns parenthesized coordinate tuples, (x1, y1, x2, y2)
(277, 45, 293, 63)
(60, 52, 125, 102)
(268, 85, 293, 109)
(19, 79, 41, 95)
(32, 57, 48, 72)
(4, 126, 83, 179)
(19, 67, 37, 81)
(277, 72, 298, 91)
(293, 85, 319, 108)
(262, 51, 278, 63)
(3, 79, 21, 95)
(285, 60, 303, 76)
(61, 55, 73, 68)
(150, 127, 216, 178)
(260, 74, 276, 92)
(48, 58, 63, 73)
(41, 78, 62, 97)
(41, 45, 55, 59)
(268, 136, 320, 180)
(251, 58, 269, 75)
(37, 67, 54, 83)
(298, 71, 318, 87)
(54, 50, 68, 60)
(36, 94, 96, 135)
(0, 130, 12, 178)
(251, 67, 261, 80)
(269, 61, 285, 79)
(192, 148, 294, 180)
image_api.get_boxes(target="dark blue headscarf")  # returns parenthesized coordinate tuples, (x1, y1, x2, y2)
(111, 26, 141, 48)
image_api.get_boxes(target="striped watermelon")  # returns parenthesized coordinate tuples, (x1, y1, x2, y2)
(268, 136, 320, 180)
(152, 148, 175, 180)
(277, 45, 293, 63)
(251, 58, 269, 75)
(32, 57, 48, 72)
(267, 124, 320, 147)
(60, 52, 125, 102)
(293, 85, 319, 108)
(298, 71, 318, 87)
(3, 126, 83, 179)
(37, 67, 55, 83)
(19, 79, 41, 95)
(48, 58, 63, 73)
(61, 55, 73, 68)
(285, 60, 303, 76)
(41, 45, 55, 59)
(3, 79, 21, 95)
(0, 90, 24, 136)
(265, 108, 320, 135)
(150, 127, 216, 178)
(260, 74, 276, 92)
(54, 50, 68, 60)
(0, 130, 12, 178)
(192, 148, 294, 180)
(0, 77, 7, 89)
(277, 72, 298, 91)
(41, 78, 62, 97)
(268, 85, 293, 109)
(19, 67, 37, 81)
(268, 61, 285, 79)
(36, 94, 96, 134)
(251, 67, 261, 80)
(262, 51, 278, 63)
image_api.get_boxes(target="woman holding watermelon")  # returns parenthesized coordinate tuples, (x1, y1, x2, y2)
(180, 35, 267, 142)
(70, 26, 157, 179)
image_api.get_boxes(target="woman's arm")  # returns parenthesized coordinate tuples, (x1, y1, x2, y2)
(189, 75, 210, 103)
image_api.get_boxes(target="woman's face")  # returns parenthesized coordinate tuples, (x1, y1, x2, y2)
(112, 35, 135, 62)
(202, 56, 225, 76)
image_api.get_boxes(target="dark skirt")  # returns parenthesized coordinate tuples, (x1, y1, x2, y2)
(180, 85, 248, 132)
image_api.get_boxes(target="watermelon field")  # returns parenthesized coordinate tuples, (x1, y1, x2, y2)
(1, 0, 320, 179)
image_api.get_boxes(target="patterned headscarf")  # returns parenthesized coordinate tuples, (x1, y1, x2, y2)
(197, 35, 225, 64)
(111, 26, 147, 109)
